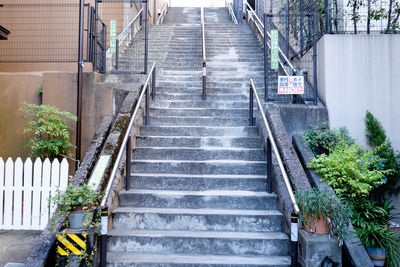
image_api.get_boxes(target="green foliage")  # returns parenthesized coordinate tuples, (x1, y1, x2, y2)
(302, 121, 353, 156)
(296, 189, 351, 246)
(365, 111, 400, 198)
(356, 223, 400, 267)
(307, 142, 387, 198)
(20, 102, 77, 159)
(350, 198, 396, 229)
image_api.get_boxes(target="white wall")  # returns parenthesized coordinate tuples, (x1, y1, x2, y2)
(318, 35, 400, 152)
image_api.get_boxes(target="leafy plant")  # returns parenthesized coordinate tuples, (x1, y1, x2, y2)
(350, 198, 397, 229)
(302, 121, 353, 156)
(365, 111, 400, 198)
(296, 189, 351, 246)
(307, 141, 387, 198)
(356, 223, 400, 267)
(20, 102, 77, 160)
(50, 185, 101, 266)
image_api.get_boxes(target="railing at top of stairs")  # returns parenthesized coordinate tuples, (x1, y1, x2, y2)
(156, 2, 168, 25)
(225, 1, 238, 24)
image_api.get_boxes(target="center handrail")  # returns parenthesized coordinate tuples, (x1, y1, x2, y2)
(249, 78, 300, 215)
(244, 1, 297, 75)
(225, 1, 238, 24)
(201, 7, 207, 100)
(156, 2, 168, 25)
(115, 8, 143, 70)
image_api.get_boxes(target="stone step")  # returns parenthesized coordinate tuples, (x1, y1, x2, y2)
(107, 253, 291, 267)
(119, 190, 275, 210)
(150, 100, 256, 109)
(155, 93, 248, 101)
(130, 160, 266, 175)
(136, 136, 262, 148)
(107, 229, 289, 256)
(112, 207, 282, 232)
(147, 116, 250, 126)
(133, 147, 264, 161)
(129, 173, 267, 191)
(140, 125, 259, 137)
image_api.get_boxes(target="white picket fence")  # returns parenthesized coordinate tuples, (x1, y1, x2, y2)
(0, 157, 69, 230)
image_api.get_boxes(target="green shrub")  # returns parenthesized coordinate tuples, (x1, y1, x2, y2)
(307, 141, 387, 198)
(350, 198, 396, 229)
(302, 121, 353, 156)
(365, 111, 400, 198)
(20, 102, 77, 159)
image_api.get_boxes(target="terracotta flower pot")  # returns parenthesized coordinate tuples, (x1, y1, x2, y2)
(303, 215, 329, 235)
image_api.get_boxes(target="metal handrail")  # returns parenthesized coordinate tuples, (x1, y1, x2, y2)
(249, 79, 300, 215)
(156, 2, 168, 25)
(225, 1, 238, 24)
(115, 8, 143, 70)
(201, 7, 207, 100)
(244, 1, 297, 75)
(100, 62, 156, 209)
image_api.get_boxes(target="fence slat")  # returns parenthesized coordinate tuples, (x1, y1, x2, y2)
(31, 158, 42, 229)
(0, 158, 4, 229)
(60, 159, 69, 191)
(50, 159, 60, 214)
(22, 158, 33, 229)
(13, 158, 23, 228)
(40, 159, 51, 229)
(4, 158, 14, 228)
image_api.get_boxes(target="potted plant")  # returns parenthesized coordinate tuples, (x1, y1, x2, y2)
(356, 223, 400, 267)
(296, 189, 351, 246)
(50, 184, 101, 229)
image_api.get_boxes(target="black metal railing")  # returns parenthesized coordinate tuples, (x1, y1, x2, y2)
(201, 7, 207, 100)
(225, 1, 238, 24)
(249, 78, 300, 267)
(115, 8, 143, 70)
(93, 10, 107, 74)
(98, 62, 156, 266)
(156, 2, 168, 25)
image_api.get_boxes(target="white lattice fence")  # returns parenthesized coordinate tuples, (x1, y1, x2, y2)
(0, 157, 69, 230)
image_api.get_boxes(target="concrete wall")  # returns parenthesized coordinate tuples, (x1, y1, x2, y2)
(317, 35, 400, 152)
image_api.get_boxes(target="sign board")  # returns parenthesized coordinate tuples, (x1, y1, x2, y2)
(270, 30, 279, 70)
(278, 76, 304, 94)
(88, 155, 111, 190)
(110, 20, 117, 54)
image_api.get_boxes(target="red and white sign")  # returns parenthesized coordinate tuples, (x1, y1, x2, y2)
(278, 76, 304, 95)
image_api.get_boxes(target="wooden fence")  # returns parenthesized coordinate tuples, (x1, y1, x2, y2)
(0, 157, 69, 230)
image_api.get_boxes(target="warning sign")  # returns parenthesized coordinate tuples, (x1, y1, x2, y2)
(278, 76, 304, 95)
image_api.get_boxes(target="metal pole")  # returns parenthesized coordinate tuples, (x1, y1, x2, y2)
(125, 137, 131, 190)
(144, 85, 149, 125)
(99, 207, 108, 267)
(102, 24, 107, 74)
(264, 13, 269, 102)
(202, 62, 206, 100)
(299, 0, 304, 55)
(325, 0, 329, 33)
(94, 1, 98, 72)
(116, 40, 119, 70)
(249, 84, 254, 126)
(312, 13, 318, 106)
(286, 0, 290, 59)
(267, 138, 272, 193)
(291, 211, 299, 267)
(144, 0, 149, 74)
(152, 67, 156, 100)
(76, 0, 85, 168)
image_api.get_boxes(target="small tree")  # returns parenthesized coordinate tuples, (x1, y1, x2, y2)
(20, 102, 77, 160)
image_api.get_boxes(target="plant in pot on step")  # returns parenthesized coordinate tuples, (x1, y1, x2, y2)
(50, 184, 101, 230)
(296, 189, 351, 246)
(356, 223, 400, 267)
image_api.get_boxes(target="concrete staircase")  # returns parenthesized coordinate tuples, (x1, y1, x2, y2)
(107, 7, 290, 266)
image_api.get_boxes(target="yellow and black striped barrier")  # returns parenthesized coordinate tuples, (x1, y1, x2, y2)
(57, 233, 87, 256)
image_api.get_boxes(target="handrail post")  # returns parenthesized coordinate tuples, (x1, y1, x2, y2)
(291, 211, 299, 267)
(264, 13, 269, 102)
(144, 84, 149, 125)
(249, 84, 254, 126)
(313, 13, 318, 106)
(267, 138, 272, 193)
(125, 136, 131, 190)
(99, 207, 108, 267)
(152, 66, 156, 100)
(116, 39, 119, 70)
(202, 61, 206, 100)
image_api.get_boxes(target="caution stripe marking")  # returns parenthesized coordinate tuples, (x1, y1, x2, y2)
(57, 234, 87, 256)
